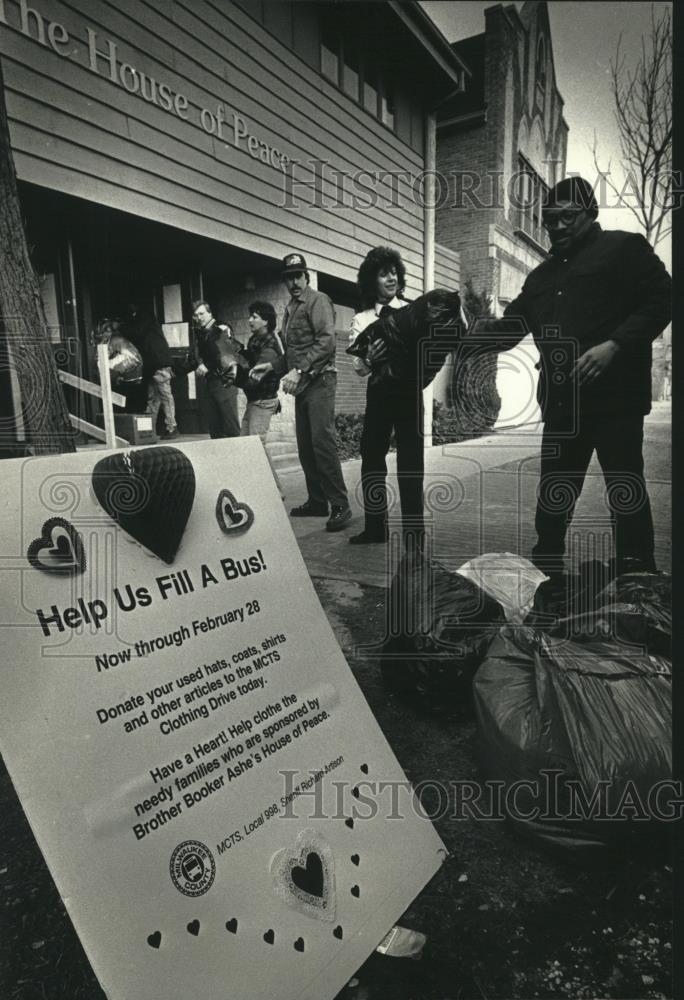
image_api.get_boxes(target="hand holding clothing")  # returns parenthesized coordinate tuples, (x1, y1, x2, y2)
(367, 339, 388, 364)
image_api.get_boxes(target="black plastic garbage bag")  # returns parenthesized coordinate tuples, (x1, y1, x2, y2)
(525, 559, 612, 627)
(380, 554, 505, 713)
(596, 572, 671, 653)
(546, 571, 672, 657)
(473, 626, 672, 856)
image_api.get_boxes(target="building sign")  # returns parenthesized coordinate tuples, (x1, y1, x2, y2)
(0, 438, 445, 1000)
(0, 0, 291, 171)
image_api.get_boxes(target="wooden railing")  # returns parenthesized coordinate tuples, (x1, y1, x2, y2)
(58, 343, 129, 448)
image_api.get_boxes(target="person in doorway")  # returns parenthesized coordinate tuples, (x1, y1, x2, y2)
(237, 300, 287, 494)
(96, 318, 143, 389)
(280, 252, 352, 532)
(347, 246, 425, 546)
(124, 302, 178, 439)
(479, 176, 671, 578)
(190, 299, 241, 439)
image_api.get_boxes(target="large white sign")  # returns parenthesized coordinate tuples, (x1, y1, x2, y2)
(0, 438, 445, 1000)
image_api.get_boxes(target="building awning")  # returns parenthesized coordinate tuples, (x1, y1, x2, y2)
(387, 1, 471, 102)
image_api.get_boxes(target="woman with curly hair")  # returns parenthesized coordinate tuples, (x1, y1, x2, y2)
(348, 245, 424, 545)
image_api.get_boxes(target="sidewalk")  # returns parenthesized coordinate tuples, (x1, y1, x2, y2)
(280, 404, 671, 586)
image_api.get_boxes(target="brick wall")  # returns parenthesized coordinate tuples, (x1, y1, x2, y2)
(336, 340, 368, 414)
(434, 242, 461, 291)
(436, 122, 494, 297)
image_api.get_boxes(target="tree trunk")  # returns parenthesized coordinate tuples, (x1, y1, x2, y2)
(0, 57, 75, 455)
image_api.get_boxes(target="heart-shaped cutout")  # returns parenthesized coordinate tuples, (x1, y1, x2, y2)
(294, 937, 305, 953)
(187, 919, 200, 936)
(351, 885, 360, 898)
(216, 489, 254, 535)
(351, 854, 360, 867)
(352, 787, 360, 799)
(291, 851, 324, 898)
(226, 918, 238, 934)
(360, 763, 369, 774)
(345, 818, 354, 829)
(147, 931, 162, 949)
(333, 925, 343, 940)
(263, 929, 275, 945)
(271, 829, 336, 922)
(92, 447, 195, 564)
(27, 518, 85, 576)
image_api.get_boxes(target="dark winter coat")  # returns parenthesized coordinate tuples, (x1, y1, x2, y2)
(124, 312, 172, 378)
(192, 321, 243, 381)
(234, 331, 287, 401)
(480, 224, 671, 418)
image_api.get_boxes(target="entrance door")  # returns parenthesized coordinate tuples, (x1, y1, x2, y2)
(153, 271, 203, 434)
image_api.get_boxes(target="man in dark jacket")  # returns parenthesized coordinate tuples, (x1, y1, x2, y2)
(190, 300, 241, 439)
(280, 252, 351, 532)
(124, 303, 178, 438)
(479, 176, 671, 577)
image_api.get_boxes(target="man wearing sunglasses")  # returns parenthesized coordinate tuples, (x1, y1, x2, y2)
(479, 176, 670, 579)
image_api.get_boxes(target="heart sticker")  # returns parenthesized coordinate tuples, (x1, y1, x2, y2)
(147, 931, 162, 949)
(270, 829, 336, 922)
(27, 518, 86, 576)
(92, 448, 195, 564)
(215, 489, 254, 536)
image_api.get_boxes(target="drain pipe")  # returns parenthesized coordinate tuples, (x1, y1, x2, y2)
(422, 110, 436, 448)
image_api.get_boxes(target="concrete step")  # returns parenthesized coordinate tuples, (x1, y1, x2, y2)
(265, 440, 298, 457)
(267, 448, 300, 472)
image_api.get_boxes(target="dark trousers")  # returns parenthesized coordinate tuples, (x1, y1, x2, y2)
(360, 379, 424, 536)
(295, 371, 348, 508)
(197, 375, 240, 438)
(533, 413, 655, 574)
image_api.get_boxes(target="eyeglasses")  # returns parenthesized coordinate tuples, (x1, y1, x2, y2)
(542, 209, 586, 230)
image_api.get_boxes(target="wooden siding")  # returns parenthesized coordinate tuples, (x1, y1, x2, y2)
(0, 0, 428, 296)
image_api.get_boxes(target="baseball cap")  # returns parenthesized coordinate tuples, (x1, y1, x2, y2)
(282, 252, 308, 274)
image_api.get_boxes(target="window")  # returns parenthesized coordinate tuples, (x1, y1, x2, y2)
(363, 65, 378, 116)
(321, 15, 339, 83)
(515, 155, 549, 248)
(342, 44, 359, 101)
(319, 11, 397, 132)
(535, 36, 546, 107)
(381, 91, 395, 130)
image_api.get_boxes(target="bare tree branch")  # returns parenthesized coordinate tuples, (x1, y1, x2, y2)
(592, 5, 672, 248)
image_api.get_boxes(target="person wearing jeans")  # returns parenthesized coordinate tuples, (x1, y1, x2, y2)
(279, 252, 351, 533)
(148, 367, 177, 439)
(238, 301, 287, 496)
(124, 303, 178, 439)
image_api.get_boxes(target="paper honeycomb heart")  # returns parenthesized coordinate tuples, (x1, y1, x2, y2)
(92, 448, 195, 564)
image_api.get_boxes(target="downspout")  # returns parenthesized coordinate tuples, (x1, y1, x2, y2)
(422, 110, 436, 448)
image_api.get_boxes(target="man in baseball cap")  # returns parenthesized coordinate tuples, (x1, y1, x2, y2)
(278, 252, 352, 532)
